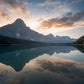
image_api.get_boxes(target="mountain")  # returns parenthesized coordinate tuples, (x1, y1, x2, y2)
(0, 19, 76, 43)
(0, 34, 47, 45)
(74, 36, 84, 44)
(0, 46, 77, 71)
(78, 36, 84, 40)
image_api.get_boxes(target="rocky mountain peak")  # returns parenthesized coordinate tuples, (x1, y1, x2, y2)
(13, 18, 26, 27)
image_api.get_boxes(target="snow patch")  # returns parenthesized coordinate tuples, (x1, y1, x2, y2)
(16, 33, 20, 37)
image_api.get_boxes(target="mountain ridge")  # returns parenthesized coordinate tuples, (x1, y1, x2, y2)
(0, 18, 76, 43)
(74, 35, 84, 44)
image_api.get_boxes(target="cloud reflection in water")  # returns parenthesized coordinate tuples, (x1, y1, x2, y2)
(0, 55, 84, 84)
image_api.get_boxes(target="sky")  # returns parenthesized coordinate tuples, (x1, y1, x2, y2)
(0, 0, 84, 38)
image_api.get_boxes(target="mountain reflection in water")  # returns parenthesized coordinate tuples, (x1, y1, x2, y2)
(0, 45, 84, 84)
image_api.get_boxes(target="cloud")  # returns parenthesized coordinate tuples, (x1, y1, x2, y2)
(70, 10, 84, 22)
(0, 56, 84, 84)
(0, 0, 29, 27)
(24, 55, 84, 84)
(38, 0, 83, 18)
(0, 0, 29, 14)
(7, 6, 29, 15)
(72, 0, 83, 3)
(0, 0, 18, 8)
(0, 0, 29, 23)
(40, 10, 84, 29)
(0, 10, 10, 20)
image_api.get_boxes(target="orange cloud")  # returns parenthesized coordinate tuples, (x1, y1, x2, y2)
(0, 10, 10, 20)
(0, 0, 29, 27)
(7, 7, 29, 14)
(40, 10, 84, 29)
(0, 0, 29, 14)
(21, 7, 29, 14)
(41, 20, 53, 29)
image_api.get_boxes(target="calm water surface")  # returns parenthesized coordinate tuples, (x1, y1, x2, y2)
(0, 45, 84, 84)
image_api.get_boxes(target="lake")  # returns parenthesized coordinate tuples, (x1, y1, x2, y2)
(0, 45, 84, 84)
